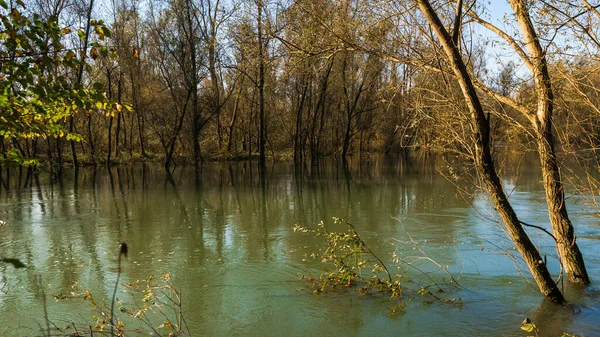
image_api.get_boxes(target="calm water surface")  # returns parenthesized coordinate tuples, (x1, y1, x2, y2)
(1, 155, 599, 336)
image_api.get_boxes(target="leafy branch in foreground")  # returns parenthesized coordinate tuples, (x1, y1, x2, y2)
(293, 217, 461, 315)
(0, 1, 130, 166)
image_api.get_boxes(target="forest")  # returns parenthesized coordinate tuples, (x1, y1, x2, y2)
(5, 1, 600, 333)
(3, 0, 600, 171)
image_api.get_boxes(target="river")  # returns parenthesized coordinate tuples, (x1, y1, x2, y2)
(0, 154, 599, 336)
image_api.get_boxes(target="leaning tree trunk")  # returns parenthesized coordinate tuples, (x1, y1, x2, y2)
(508, 0, 589, 285)
(417, 0, 565, 303)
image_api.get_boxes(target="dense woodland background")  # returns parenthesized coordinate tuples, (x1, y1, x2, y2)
(3, 0, 600, 170)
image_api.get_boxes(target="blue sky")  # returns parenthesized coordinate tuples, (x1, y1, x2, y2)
(469, 1, 532, 83)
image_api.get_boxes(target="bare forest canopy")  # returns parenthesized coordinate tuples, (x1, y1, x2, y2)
(2, 0, 600, 169)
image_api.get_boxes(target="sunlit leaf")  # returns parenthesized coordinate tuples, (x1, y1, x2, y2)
(521, 323, 537, 333)
(94, 26, 104, 40)
(65, 50, 75, 61)
(11, 8, 21, 21)
(90, 47, 98, 59)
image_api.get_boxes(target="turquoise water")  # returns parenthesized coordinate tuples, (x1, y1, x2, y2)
(0, 155, 599, 336)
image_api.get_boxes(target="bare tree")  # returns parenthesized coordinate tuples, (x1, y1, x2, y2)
(416, 0, 565, 302)
(462, 0, 590, 284)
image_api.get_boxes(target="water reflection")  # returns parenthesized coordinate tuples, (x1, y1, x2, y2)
(0, 155, 598, 336)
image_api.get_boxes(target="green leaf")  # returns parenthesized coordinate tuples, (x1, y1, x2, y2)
(0, 0, 7, 9)
(92, 82, 104, 91)
(101, 26, 111, 38)
(0, 87, 8, 107)
(65, 50, 75, 61)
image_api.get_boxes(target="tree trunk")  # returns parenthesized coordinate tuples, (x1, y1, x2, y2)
(508, 0, 589, 285)
(294, 78, 308, 164)
(417, 0, 565, 303)
(209, 45, 222, 151)
(227, 82, 244, 154)
(56, 138, 63, 168)
(257, 0, 266, 168)
(130, 70, 145, 157)
(342, 62, 365, 159)
(87, 114, 95, 165)
(115, 72, 123, 159)
(69, 0, 95, 167)
(106, 68, 113, 166)
(184, 0, 201, 168)
(310, 60, 334, 165)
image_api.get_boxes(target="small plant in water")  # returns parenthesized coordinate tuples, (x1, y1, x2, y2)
(521, 317, 538, 336)
(293, 217, 460, 314)
(519, 318, 583, 337)
(49, 242, 188, 336)
(53, 272, 188, 336)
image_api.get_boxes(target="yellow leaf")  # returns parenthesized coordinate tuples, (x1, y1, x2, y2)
(90, 47, 98, 59)
(61, 27, 71, 34)
(132, 48, 139, 58)
(65, 50, 75, 61)
(11, 8, 20, 21)
(95, 26, 104, 40)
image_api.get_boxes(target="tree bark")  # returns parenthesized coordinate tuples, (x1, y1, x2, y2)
(69, 0, 96, 167)
(508, 0, 589, 285)
(417, 0, 565, 303)
(257, 0, 266, 168)
(227, 80, 244, 154)
(185, 0, 201, 168)
(310, 60, 334, 165)
(115, 72, 123, 160)
(294, 77, 308, 164)
(106, 68, 113, 165)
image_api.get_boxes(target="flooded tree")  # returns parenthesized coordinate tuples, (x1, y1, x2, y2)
(415, 0, 565, 303)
